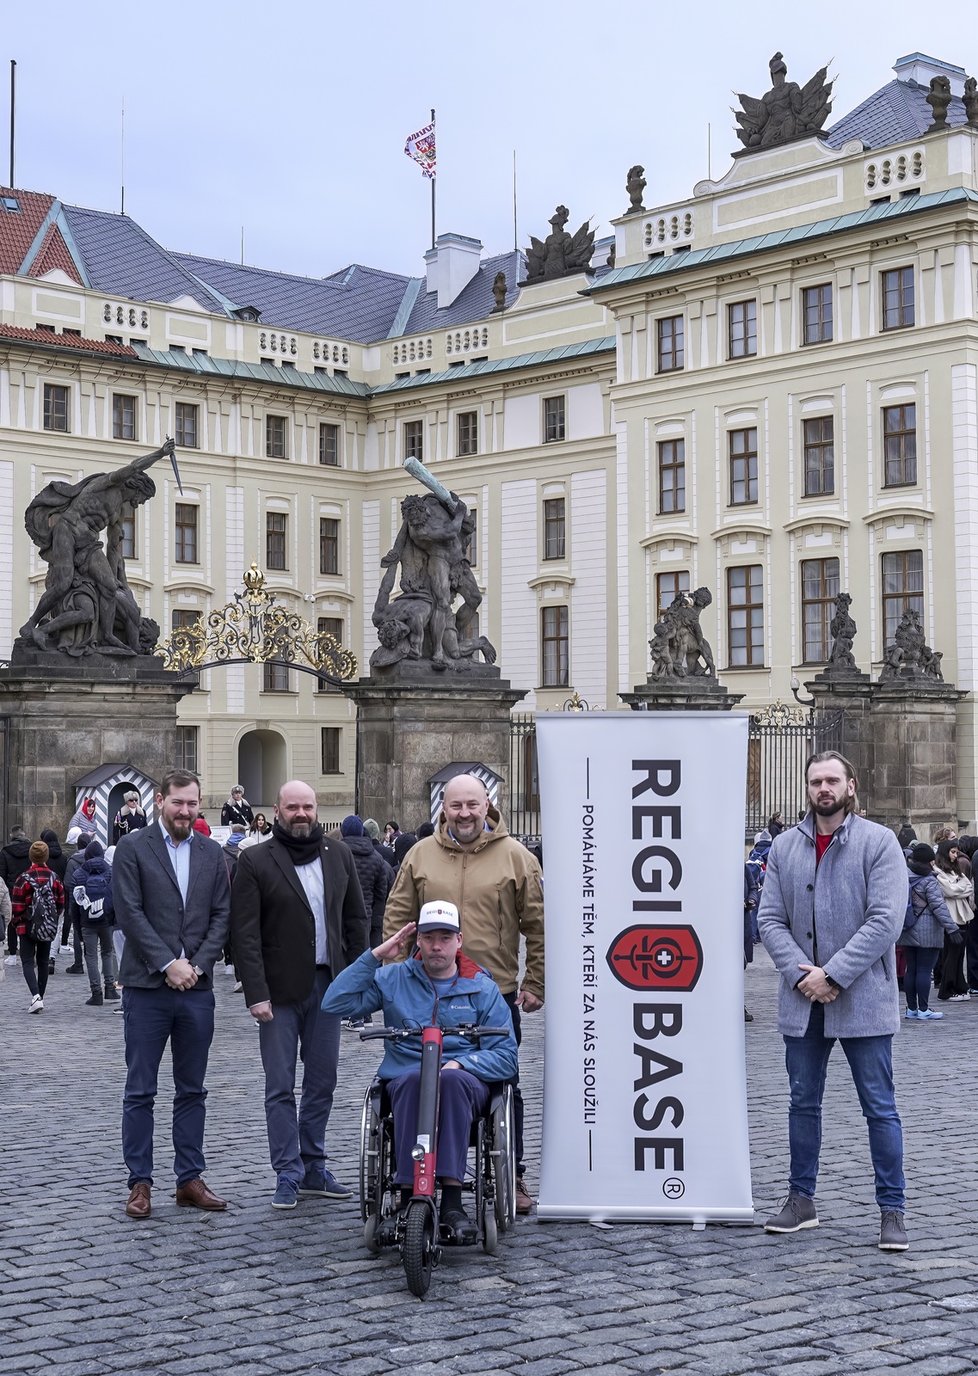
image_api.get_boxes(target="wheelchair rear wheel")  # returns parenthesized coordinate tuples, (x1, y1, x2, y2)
(403, 1199, 437, 1298)
(491, 1086, 516, 1232)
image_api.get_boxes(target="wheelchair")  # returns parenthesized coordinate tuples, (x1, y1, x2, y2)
(358, 1070, 516, 1297)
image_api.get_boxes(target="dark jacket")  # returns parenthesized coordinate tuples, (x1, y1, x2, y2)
(221, 799, 254, 828)
(76, 841, 115, 925)
(341, 835, 391, 935)
(0, 839, 32, 894)
(39, 830, 68, 882)
(11, 864, 66, 925)
(230, 834, 368, 1006)
(113, 824, 230, 988)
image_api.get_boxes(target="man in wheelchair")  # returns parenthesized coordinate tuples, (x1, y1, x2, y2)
(322, 900, 517, 1241)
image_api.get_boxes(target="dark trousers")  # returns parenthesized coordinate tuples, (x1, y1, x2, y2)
(966, 919, 978, 991)
(937, 932, 967, 999)
(258, 967, 339, 1185)
(7, 918, 17, 956)
(903, 946, 941, 1011)
(388, 1067, 489, 1186)
(503, 991, 526, 1175)
(121, 985, 216, 1188)
(19, 935, 51, 997)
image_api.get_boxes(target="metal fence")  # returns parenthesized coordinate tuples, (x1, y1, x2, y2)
(508, 704, 847, 843)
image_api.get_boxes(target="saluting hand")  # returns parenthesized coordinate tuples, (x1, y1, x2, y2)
(373, 923, 416, 962)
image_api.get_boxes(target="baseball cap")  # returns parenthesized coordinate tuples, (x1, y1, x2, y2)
(417, 900, 461, 934)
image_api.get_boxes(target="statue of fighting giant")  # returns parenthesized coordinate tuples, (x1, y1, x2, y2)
(371, 458, 497, 672)
(17, 438, 180, 658)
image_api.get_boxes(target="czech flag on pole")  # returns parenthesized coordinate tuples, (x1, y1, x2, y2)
(404, 120, 436, 179)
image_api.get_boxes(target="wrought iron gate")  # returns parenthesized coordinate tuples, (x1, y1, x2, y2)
(509, 713, 540, 842)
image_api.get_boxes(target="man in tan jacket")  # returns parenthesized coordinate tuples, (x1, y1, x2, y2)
(383, 772, 544, 1212)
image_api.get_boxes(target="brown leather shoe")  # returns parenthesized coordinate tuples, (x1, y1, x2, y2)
(175, 1177, 228, 1211)
(515, 1176, 534, 1215)
(126, 1182, 152, 1219)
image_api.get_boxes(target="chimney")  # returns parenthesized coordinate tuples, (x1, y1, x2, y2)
(893, 52, 966, 97)
(423, 233, 483, 308)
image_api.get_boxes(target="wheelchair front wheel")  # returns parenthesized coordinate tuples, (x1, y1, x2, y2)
(403, 1199, 437, 1298)
(481, 1199, 498, 1255)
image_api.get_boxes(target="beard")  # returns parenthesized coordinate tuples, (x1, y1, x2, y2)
(812, 796, 846, 817)
(280, 818, 312, 838)
(167, 819, 193, 840)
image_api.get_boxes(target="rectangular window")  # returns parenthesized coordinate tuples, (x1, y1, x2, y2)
(882, 266, 914, 330)
(728, 427, 758, 505)
(120, 511, 136, 560)
(318, 422, 339, 466)
(657, 439, 686, 514)
(543, 395, 566, 443)
(112, 393, 137, 441)
(174, 504, 198, 564)
(404, 419, 424, 462)
(463, 506, 478, 568)
(802, 284, 833, 345)
(543, 497, 566, 560)
(266, 414, 288, 459)
(803, 416, 835, 496)
(655, 570, 690, 618)
(319, 517, 339, 575)
(317, 616, 343, 693)
(171, 608, 200, 631)
(727, 565, 764, 667)
(175, 726, 198, 775)
(174, 401, 199, 448)
(882, 403, 917, 486)
(801, 557, 840, 663)
(882, 550, 924, 647)
(321, 726, 341, 774)
(266, 512, 287, 570)
(43, 383, 69, 432)
(727, 300, 757, 359)
(457, 410, 479, 456)
(263, 661, 291, 692)
(656, 315, 685, 373)
(541, 605, 569, 687)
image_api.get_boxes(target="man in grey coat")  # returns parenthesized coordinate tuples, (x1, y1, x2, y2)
(758, 750, 910, 1252)
(113, 768, 231, 1220)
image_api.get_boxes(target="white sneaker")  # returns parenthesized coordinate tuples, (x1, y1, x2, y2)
(58, 945, 72, 955)
(232, 980, 243, 993)
(29, 994, 43, 1014)
(4, 954, 17, 966)
(949, 992, 971, 1001)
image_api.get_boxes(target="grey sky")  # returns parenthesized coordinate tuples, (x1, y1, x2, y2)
(4, 1, 972, 283)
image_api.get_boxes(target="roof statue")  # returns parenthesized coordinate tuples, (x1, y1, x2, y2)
(524, 206, 595, 283)
(625, 165, 647, 215)
(925, 75, 953, 132)
(965, 77, 978, 130)
(734, 52, 833, 154)
(371, 457, 497, 676)
(15, 439, 178, 660)
(878, 608, 945, 685)
(491, 270, 508, 312)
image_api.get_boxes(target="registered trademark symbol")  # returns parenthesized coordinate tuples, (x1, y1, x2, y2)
(662, 1177, 685, 1199)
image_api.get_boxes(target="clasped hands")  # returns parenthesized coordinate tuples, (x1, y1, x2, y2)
(165, 957, 198, 991)
(796, 963, 838, 1003)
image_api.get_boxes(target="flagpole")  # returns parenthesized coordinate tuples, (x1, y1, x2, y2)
(512, 149, 518, 252)
(430, 107, 436, 250)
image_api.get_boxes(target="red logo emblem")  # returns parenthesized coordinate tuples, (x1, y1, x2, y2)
(606, 925, 703, 992)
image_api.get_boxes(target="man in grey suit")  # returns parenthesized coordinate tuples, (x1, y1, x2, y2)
(758, 751, 910, 1253)
(231, 780, 367, 1210)
(113, 768, 231, 1220)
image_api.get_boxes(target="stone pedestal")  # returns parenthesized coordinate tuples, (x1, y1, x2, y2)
(807, 674, 965, 832)
(344, 673, 527, 828)
(0, 659, 195, 838)
(620, 680, 745, 712)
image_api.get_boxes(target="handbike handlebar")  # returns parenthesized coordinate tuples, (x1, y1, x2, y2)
(359, 1023, 510, 1042)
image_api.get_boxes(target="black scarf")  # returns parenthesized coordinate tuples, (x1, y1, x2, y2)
(272, 818, 324, 865)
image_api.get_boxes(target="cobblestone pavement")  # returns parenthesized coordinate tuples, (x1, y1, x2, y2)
(2, 949, 978, 1376)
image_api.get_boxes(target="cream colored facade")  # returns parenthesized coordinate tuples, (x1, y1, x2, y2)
(2, 56, 978, 822)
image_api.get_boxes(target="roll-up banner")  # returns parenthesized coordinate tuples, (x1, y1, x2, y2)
(536, 711, 753, 1223)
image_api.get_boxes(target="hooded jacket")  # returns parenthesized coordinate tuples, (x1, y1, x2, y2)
(902, 863, 956, 947)
(383, 804, 545, 1000)
(321, 947, 518, 1083)
(39, 830, 68, 882)
(0, 838, 32, 893)
(340, 834, 392, 929)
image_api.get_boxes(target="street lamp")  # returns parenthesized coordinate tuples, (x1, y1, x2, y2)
(789, 673, 815, 709)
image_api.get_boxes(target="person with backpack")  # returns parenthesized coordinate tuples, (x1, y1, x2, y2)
(74, 839, 119, 1007)
(11, 840, 66, 1013)
(902, 842, 962, 1021)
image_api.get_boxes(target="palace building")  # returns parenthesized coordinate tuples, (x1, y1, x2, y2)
(2, 50, 978, 821)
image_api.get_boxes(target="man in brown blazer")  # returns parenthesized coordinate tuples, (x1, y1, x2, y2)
(230, 780, 367, 1210)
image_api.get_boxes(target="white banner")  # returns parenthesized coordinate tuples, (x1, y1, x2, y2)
(536, 711, 753, 1222)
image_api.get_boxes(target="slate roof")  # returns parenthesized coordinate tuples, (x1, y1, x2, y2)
(402, 251, 525, 335)
(590, 187, 978, 294)
(826, 79, 972, 149)
(60, 204, 228, 314)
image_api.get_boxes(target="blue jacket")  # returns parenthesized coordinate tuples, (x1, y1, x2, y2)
(758, 811, 907, 1038)
(322, 949, 518, 1084)
(902, 869, 956, 948)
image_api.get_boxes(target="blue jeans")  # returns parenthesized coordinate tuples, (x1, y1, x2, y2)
(784, 1002, 905, 1212)
(122, 985, 216, 1188)
(903, 946, 941, 1011)
(258, 968, 340, 1185)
